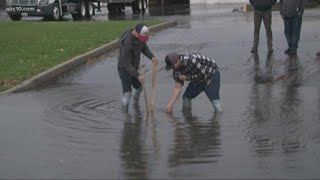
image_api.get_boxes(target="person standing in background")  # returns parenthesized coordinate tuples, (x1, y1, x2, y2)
(280, 0, 306, 56)
(249, 0, 277, 54)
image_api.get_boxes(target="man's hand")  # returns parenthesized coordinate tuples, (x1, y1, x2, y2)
(165, 82, 182, 113)
(152, 57, 159, 65)
(138, 74, 145, 84)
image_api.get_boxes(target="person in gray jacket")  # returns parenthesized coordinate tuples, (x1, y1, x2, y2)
(249, 0, 277, 54)
(117, 23, 158, 112)
(280, 0, 306, 56)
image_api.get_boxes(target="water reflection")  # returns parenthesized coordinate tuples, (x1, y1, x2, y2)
(120, 105, 159, 179)
(244, 55, 305, 158)
(120, 104, 148, 179)
(278, 87, 304, 153)
(252, 53, 274, 84)
(316, 87, 320, 144)
(282, 56, 303, 87)
(167, 111, 221, 167)
(246, 68, 276, 157)
(278, 56, 304, 154)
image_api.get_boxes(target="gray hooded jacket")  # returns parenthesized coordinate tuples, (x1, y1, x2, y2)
(117, 29, 154, 79)
(280, 0, 306, 18)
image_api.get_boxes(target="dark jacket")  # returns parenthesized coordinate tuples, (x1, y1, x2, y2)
(249, 0, 277, 11)
(117, 29, 154, 79)
(280, 0, 306, 18)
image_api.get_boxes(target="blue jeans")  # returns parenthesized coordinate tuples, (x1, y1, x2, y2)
(183, 71, 220, 101)
(283, 14, 303, 51)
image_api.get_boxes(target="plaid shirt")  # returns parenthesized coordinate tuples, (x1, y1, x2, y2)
(173, 53, 219, 86)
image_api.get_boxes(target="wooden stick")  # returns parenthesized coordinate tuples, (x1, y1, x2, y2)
(142, 82, 150, 113)
(150, 62, 157, 111)
(139, 64, 149, 113)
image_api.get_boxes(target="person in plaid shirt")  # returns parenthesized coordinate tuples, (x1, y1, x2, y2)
(164, 52, 222, 113)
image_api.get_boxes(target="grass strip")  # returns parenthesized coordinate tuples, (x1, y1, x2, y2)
(0, 20, 161, 91)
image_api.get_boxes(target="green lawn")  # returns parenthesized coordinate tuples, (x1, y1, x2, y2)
(0, 20, 161, 91)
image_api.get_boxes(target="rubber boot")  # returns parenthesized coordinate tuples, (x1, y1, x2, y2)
(121, 92, 132, 113)
(211, 100, 223, 113)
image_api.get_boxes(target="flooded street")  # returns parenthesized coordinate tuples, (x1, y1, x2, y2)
(1, 5, 320, 179)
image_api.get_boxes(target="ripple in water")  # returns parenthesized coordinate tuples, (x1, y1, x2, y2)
(42, 84, 123, 134)
(242, 80, 308, 156)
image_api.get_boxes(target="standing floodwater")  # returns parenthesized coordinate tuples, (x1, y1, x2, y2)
(1, 4, 320, 179)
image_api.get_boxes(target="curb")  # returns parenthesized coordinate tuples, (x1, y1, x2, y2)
(0, 20, 178, 95)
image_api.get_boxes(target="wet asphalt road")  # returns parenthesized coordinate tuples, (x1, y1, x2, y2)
(1, 4, 320, 179)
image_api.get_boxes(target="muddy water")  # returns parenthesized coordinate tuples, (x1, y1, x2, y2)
(1, 5, 320, 179)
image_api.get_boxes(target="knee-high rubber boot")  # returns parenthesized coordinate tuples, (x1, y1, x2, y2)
(182, 97, 192, 112)
(211, 100, 223, 113)
(121, 92, 132, 113)
(132, 87, 142, 105)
